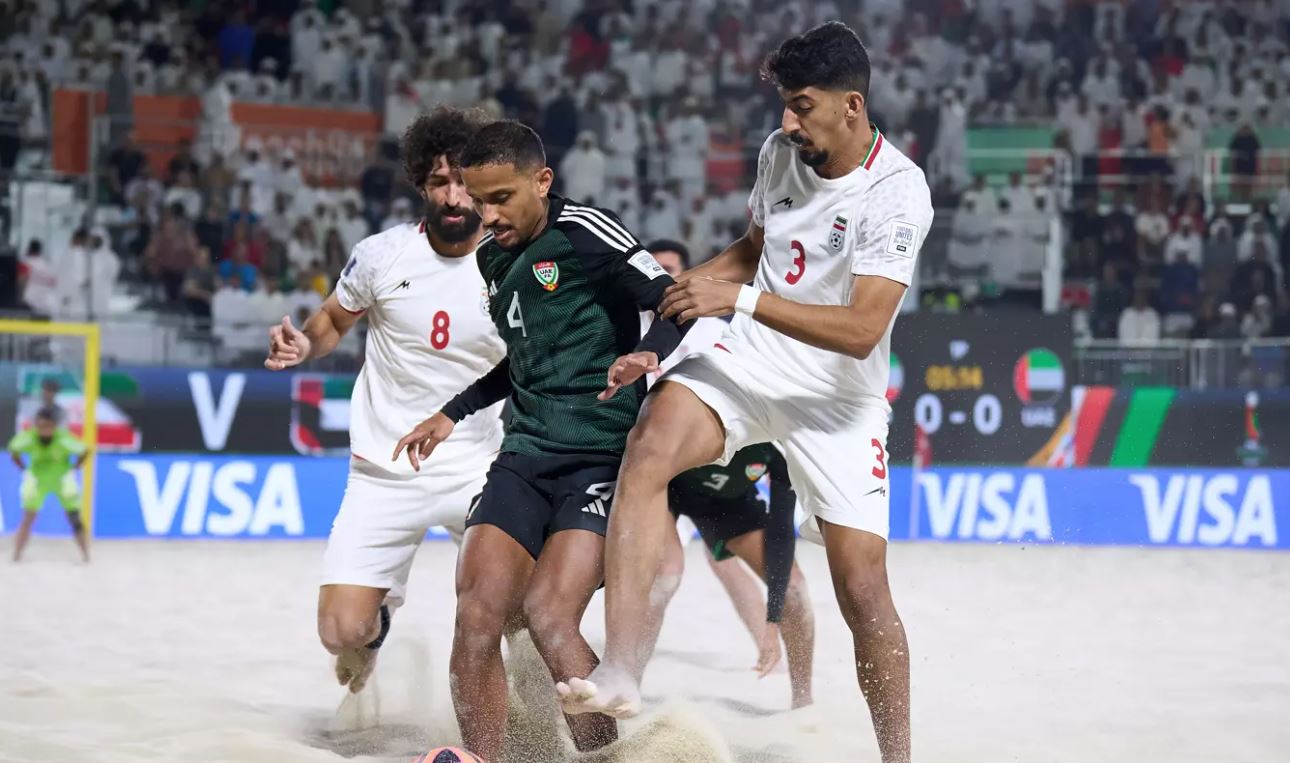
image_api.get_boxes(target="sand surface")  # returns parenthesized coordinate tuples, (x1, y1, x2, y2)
(2, 539, 1288, 762)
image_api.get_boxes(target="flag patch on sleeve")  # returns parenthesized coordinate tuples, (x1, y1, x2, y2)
(886, 221, 919, 257)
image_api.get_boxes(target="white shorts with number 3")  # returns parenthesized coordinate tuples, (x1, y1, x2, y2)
(661, 338, 891, 542)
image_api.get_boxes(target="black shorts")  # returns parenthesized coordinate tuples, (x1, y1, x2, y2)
(466, 451, 621, 559)
(668, 483, 767, 561)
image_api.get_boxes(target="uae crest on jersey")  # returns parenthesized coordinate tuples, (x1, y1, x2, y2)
(745, 463, 768, 481)
(533, 260, 559, 291)
(828, 215, 848, 252)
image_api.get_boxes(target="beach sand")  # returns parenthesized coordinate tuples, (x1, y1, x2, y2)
(2, 539, 1288, 762)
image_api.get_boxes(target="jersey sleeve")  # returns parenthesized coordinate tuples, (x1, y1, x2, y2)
(747, 132, 779, 227)
(56, 429, 87, 455)
(7, 429, 33, 454)
(559, 206, 692, 360)
(849, 170, 935, 286)
(559, 205, 674, 310)
(334, 240, 379, 314)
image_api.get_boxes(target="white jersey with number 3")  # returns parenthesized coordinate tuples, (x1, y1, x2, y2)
(735, 128, 934, 407)
(335, 221, 506, 475)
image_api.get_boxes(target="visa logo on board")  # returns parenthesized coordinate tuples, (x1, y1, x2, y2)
(1130, 474, 1277, 547)
(116, 460, 305, 536)
(919, 473, 1053, 541)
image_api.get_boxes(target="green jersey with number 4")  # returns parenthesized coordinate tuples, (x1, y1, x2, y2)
(478, 195, 675, 456)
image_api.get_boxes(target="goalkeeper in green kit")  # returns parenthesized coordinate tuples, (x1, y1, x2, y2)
(8, 406, 90, 563)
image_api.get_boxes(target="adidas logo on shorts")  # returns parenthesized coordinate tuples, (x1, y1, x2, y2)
(581, 498, 608, 517)
(579, 481, 615, 517)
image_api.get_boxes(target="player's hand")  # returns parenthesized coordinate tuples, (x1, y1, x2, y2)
(659, 277, 742, 323)
(264, 316, 311, 371)
(599, 351, 659, 400)
(754, 622, 783, 678)
(392, 412, 455, 472)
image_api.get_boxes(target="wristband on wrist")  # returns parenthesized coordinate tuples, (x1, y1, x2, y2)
(735, 284, 762, 317)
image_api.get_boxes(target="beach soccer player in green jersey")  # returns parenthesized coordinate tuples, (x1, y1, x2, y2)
(8, 406, 91, 563)
(392, 120, 689, 761)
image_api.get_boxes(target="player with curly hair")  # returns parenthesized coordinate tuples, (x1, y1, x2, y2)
(262, 106, 506, 694)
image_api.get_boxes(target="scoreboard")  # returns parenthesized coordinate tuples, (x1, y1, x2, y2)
(886, 314, 1073, 465)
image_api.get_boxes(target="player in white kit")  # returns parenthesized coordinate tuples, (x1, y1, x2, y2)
(558, 23, 931, 762)
(264, 108, 505, 693)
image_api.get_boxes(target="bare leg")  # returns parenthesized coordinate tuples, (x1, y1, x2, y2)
(65, 512, 89, 563)
(452, 524, 534, 762)
(705, 549, 766, 648)
(318, 584, 389, 693)
(822, 520, 910, 763)
(522, 529, 617, 752)
(557, 382, 725, 717)
(638, 521, 686, 666)
(725, 532, 815, 709)
(12, 512, 36, 562)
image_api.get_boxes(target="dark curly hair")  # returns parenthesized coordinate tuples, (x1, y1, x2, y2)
(400, 106, 489, 189)
(761, 21, 871, 99)
(460, 120, 546, 171)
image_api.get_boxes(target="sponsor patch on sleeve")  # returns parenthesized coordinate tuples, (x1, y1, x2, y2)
(886, 221, 919, 257)
(628, 250, 668, 280)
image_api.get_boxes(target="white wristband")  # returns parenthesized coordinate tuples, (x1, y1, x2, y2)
(735, 284, 761, 317)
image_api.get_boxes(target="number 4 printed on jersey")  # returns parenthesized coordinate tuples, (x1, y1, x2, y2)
(507, 291, 527, 337)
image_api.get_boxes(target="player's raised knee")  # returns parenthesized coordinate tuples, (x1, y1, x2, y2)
(318, 610, 379, 652)
(621, 420, 689, 487)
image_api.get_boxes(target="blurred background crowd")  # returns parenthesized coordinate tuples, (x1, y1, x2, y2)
(1, 0, 1289, 360)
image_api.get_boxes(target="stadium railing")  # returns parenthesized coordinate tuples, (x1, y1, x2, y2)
(1074, 337, 1290, 390)
(0, 311, 364, 372)
(1202, 148, 1290, 208)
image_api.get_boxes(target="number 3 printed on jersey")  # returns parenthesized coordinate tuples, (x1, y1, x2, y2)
(785, 240, 806, 284)
(870, 438, 887, 479)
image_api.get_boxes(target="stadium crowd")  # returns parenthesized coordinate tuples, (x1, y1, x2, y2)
(3, 0, 1290, 346)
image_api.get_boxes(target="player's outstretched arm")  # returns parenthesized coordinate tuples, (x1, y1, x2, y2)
(676, 220, 764, 285)
(752, 274, 906, 359)
(661, 272, 905, 360)
(264, 295, 361, 370)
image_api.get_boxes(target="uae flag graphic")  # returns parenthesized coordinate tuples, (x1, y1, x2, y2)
(291, 375, 354, 454)
(886, 352, 904, 403)
(1013, 348, 1065, 405)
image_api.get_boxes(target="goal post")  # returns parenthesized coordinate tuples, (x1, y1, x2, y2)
(0, 319, 101, 536)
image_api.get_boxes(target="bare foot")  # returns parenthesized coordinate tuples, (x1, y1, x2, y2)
(554, 664, 641, 719)
(335, 646, 379, 694)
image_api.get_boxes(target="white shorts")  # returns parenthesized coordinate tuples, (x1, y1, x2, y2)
(321, 447, 493, 609)
(663, 342, 891, 541)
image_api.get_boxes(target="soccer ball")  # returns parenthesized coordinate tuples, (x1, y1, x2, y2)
(412, 748, 483, 763)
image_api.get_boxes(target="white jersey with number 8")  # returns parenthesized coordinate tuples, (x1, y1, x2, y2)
(335, 221, 506, 475)
(734, 128, 933, 407)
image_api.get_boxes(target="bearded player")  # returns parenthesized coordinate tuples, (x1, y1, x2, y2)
(264, 107, 505, 694)
(559, 23, 932, 763)
(392, 121, 688, 761)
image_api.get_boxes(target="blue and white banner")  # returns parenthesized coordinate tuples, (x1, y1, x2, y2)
(0, 456, 1284, 550)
